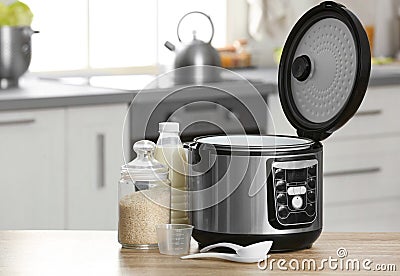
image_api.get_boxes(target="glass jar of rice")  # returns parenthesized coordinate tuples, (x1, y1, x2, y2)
(118, 140, 170, 249)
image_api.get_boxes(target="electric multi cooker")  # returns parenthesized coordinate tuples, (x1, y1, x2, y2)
(185, 1, 371, 252)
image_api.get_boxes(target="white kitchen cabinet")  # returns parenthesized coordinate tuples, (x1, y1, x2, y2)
(0, 103, 129, 230)
(267, 85, 400, 231)
(66, 104, 128, 230)
(323, 136, 400, 203)
(324, 198, 400, 232)
(323, 136, 400, 231)
(267, 86, 400, 139)
(0, 109, 65, 229)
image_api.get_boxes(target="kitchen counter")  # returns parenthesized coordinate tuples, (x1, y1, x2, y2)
(1, 64, 400, 112)
(0, 231, 398, 275)
(0, 77, 134, 111)
(235, 64, 400, 87)
(0, 76, 274, 111)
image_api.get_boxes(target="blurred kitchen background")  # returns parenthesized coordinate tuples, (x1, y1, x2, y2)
(1, 0, 400, 232)
(24, 0, 400, 73)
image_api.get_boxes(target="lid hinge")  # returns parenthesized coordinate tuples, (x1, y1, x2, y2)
(297, 130, 332, 142)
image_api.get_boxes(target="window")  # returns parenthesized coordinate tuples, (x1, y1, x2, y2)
(24, 0, 227, 74)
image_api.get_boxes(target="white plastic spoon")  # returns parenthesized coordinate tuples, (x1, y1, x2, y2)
(180, 252, 262, 263)
(200, 241, 273, 258)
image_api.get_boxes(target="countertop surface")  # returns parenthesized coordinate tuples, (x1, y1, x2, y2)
(0, 231, 398, 275)
(0, 76, 274, 111)
(1, 65, 400, 111)
(234, 64, 400, 87)
(0, 77, 134, 111)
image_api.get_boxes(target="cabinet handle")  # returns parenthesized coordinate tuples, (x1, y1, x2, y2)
(324, 167, 381, 178)
(354, 110, 382, 117)
(0, 118, 35, 126)
(97, 134, 105, 189)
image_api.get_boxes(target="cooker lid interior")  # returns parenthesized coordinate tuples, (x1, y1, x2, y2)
(195, 135, 314, 148)
(290, 17, 356, 124)
(278, 1, 371, 142)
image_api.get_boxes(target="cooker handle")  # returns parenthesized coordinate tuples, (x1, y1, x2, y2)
(183, 141, 196, 150)
(183, 142, 197, 162)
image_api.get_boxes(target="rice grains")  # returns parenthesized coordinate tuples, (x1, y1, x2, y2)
(118, 188, 170, 247)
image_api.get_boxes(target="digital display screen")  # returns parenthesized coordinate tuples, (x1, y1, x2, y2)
(286, 169, 307, 183)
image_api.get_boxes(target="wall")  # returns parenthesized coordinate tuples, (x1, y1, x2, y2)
(227, 0, 317, 67)
(226, 0, 400, 67)
(340, 0, 400, 57)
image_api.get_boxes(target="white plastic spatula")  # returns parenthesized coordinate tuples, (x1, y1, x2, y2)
(201, 241, 273, 257)
(180, 241, 273, 263)
(180, 252, 262, 263)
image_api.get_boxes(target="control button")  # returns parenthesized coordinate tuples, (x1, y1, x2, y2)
(306, 203, 316, 216)
(309, 165, 317, 176)
(275, 169, 285, 180)
(292, 196, 303, 210)
(276, 180, 286, 192)
(277, 193, 287, 205)
(288, 186, 306, 196)
(278, 205, 289, 219)
(307, 178, 316, 189)
(307, 190, 316, 202)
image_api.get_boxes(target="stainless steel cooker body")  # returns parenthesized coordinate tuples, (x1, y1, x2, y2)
(185, 1, 371, 253)
(186, 135, 323, 252)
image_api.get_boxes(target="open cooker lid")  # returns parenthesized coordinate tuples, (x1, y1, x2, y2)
(278, 1, 371, 141)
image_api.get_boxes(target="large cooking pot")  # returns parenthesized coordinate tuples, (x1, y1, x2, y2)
(186, 1, 371, 252)
(0, 26, 38, 89)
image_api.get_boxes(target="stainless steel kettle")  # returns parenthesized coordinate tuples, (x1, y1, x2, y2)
(0, 26, 39, 89)
(164, 11, 221, 69)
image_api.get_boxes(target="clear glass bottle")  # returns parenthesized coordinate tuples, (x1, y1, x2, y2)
(118, 140, 170, 249)
(154, 122, 189, 224)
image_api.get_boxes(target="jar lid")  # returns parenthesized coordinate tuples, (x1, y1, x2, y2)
(123, 140, 168, 181)
(278, 1, 371, 141)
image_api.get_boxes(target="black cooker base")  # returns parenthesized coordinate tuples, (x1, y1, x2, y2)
(193, 228, 322, 252)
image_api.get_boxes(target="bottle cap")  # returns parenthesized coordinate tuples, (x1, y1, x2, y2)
(159, 122, 179, 133)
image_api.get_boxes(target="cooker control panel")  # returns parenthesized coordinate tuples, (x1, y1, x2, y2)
(272, 160, 317, 226)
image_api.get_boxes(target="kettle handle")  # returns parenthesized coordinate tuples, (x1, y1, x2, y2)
(177, 11, 214, 44)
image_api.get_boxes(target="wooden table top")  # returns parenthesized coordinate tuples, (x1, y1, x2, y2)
(0, 231, 398, 275)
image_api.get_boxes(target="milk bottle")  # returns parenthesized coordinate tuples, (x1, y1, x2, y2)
(154, 122, 188, 224)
